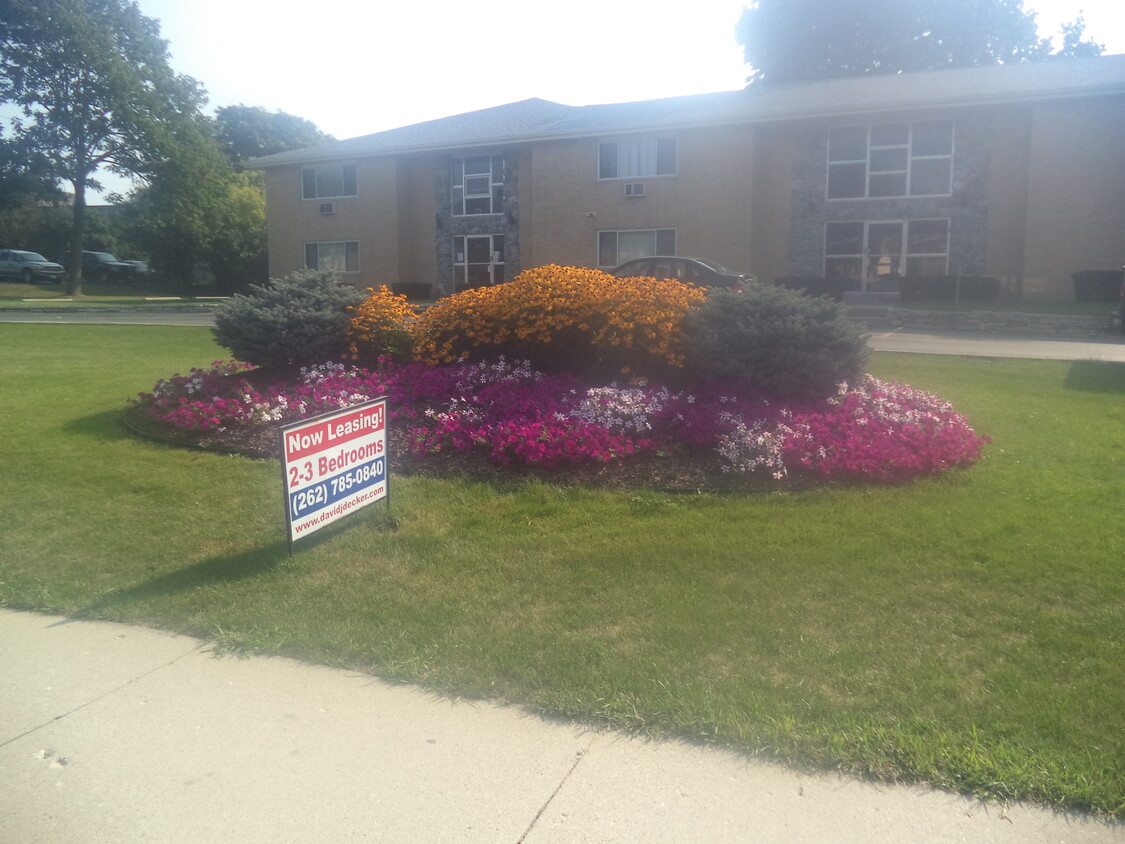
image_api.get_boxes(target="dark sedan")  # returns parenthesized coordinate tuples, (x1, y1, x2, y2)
(610, 256, 752, 292)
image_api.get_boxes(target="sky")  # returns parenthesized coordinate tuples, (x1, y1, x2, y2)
(13, 0, 1123, 199)
(137, 0, 1124, 141)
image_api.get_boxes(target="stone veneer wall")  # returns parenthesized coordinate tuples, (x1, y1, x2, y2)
(432, 152, 520, 297)
(789, 114, 990, 278)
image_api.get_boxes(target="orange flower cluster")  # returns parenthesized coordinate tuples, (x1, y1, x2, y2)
(346, 285, 419, 366)
(412, 264, 705, 379)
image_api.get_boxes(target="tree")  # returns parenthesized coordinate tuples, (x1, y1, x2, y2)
(0, 132, 63, 211)
(127, 105, 327, 294)
(1054, 16, 1105, 59)
(215, 105, 331, 167)
(0, 0, 205, 295)
(736, 0, 1103, 86)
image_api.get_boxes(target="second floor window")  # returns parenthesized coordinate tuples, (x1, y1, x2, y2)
(453, 155, 505, 215)
(598, 137, 677, 179)
(302, 164, 357, 199)
(827, 122, 953, 199)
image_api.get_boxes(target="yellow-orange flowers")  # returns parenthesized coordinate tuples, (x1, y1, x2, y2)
(411, 265, 705, 379)
(346, 285, 419, 365)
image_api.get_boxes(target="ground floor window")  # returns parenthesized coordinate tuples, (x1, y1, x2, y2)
(453, 234, 505, 292)
(305, 241, 359, 274)
(824, 219, 948, 290)
(597, 228, 676, 268)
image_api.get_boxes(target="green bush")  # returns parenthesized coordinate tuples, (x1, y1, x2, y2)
(682, 285, 868, 400)
(899, 275, 1000, 301)
(1072, 270, 1123, 303)
(213, 269, 366, 371)
(773, 276, 852, 301)
(391, 281, 434, 301)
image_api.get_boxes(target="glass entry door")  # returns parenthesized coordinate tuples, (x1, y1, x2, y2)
(453, 235, 505, 292)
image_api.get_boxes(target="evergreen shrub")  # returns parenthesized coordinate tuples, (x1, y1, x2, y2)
(899, 275, 1000, 301)
(1072, 270, 1123, 303)
(213, 268, 366, 370)
(773, 276, 851, 300)
(682, 285, 868, 400)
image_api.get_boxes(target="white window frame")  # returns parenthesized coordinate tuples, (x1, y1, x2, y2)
(453, 234, 505, 291)
(824, 219, 950, 290)
(452, 155, 505, 216)
(598, 137, 677, 180)
(826, 122, 953, 200)
(304, 241, 360, 274)
(301, 163, 358, 200)
(597, 229, 676, 268)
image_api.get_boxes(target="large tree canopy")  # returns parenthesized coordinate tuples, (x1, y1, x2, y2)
(736, 0, 1104, 86)
(0, 0, 204, 294)
(215, 105, 332, 166)
(125, 105, 328, 294)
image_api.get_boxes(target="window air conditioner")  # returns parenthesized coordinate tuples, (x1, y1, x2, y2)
(319, 202, 336, 215)
(624, 183, 646, 197)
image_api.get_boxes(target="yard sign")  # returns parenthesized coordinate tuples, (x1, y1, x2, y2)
(280, 398, 388, 546)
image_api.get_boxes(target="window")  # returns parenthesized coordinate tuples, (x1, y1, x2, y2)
(302, 164, 357, 199)
(453, 235, 505, 291)
(305, 241, 359, 273)
(453, 155, 505, 216)
(598, 137, 676, 179)
(597, 229, 676, 267)
(825, 219, 949, 289)
(827, 122, 952, 199)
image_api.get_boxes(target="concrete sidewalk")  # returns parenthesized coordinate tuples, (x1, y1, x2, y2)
(1, 609, 1118, 843)
(865, 328, 1125, 361)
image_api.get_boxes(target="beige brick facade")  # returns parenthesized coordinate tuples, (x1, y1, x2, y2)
(254, 57, 1125, 302)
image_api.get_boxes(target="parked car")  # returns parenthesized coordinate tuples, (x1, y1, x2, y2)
(0, 249, 65, 283)
(610, 256, 753, 292)
(122, 260, 152, 277)
(61, 251, 140, 282)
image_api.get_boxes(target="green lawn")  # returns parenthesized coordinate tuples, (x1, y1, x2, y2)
(0, 279, 227, 305)
(1, 324, 1122, 817)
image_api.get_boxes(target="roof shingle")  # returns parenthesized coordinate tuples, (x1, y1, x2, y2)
(249, 54, 1125, 168)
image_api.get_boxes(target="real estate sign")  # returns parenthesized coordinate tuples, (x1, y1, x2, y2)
(280, 398, 388, 545)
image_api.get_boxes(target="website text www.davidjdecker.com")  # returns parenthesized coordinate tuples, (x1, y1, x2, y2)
(293, 486, 384, 535)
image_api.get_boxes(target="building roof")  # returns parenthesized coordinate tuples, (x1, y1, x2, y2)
(249, 54, 1125, 168)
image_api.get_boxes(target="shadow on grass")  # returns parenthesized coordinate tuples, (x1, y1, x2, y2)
(1064, 360, 1125, 393)
(62, 408, 139, 443)
(77, 542, 290, 620)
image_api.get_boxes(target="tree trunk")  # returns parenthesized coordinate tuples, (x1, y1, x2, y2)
(66, 181, 86, 297)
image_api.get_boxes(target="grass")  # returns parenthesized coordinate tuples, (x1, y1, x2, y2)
(0, 279, 229, 306)
(1, 323, 1122, 817)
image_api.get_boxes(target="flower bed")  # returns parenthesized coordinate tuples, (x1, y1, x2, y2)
(131, 358, 989, 488)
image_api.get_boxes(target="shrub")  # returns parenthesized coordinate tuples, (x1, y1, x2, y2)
(411, 264, 706, 381)
(773, 276, 852, 301)
(391, 282, 434, 300)
(1072, 270, 1123, 303)
(347, 285, 419, 367)
(681, 285, 868, 400)
(899, 275, 1000, 302)
(213, 269, 366, 371)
